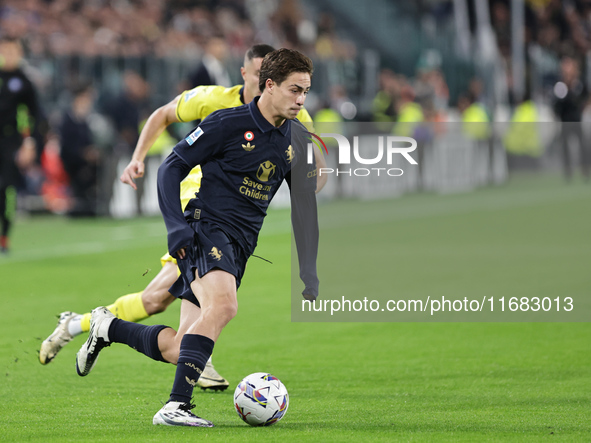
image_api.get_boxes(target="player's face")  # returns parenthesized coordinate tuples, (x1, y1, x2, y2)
(241, 57, 264, 102)
(0, 41, 23, 71)
(272, 72, 311, 120)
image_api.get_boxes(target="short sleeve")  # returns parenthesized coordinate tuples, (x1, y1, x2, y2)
(176, 86, 211, 122)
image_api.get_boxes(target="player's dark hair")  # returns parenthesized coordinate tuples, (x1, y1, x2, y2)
(0, 36, 21, 45)
(71, 80, 93, 97)
(245, 44, 275, 62)
(258, 48, 314, 92)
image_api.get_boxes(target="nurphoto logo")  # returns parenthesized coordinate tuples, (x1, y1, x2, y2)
(306, 132, 418, 177)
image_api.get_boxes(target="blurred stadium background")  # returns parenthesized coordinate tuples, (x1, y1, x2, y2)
(2, 1, 591, 441)
(2, 0, 590, 217)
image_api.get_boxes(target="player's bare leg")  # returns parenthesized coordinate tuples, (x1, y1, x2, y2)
(153, 269, 237, 426)
(156, 270, 238, 361)
(76, 270, 235, 425)
(139, 262, 178, 315)
(40, 263, 176, 365)
(43, 262, 229, 390)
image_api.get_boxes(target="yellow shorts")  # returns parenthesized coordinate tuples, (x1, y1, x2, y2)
(160, 253, 181, 276)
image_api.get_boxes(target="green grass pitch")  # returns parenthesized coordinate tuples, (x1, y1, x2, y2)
(1, 173, 590, 442)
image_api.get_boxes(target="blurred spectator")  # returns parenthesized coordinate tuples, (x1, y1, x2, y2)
(59, 83, 101, 216)
(188, 37, 232, 88)
(372, 69, 399, 123)
(414, 68, 450, 116)
(491, 1, 511, 59)
(271, 0, 303, 48)
(101, 70, 150, 214)
(552, 56, 590, 181)
(40, 134, 71, 214)
(458, 89, 491, 140)
(394, 82, 424, 137)
(0, 0, 253, 58)
(0, 36, 41, 253)
(103, 71, 150, 154)
(503, 95, 544, 170)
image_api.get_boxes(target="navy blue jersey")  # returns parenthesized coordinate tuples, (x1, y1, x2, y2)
(157, 97, 319, 298)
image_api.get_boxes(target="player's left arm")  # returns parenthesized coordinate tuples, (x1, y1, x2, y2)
(157, 116, 224, 259)
(287, 135, 320, 301)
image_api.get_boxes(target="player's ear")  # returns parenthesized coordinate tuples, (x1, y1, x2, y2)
(265, 78, 274, 94)
(240, 66, 246, 81)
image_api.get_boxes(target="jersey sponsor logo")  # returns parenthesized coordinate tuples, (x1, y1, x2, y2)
(256, 161, 276, 182)
(242, 142, 255, 151)
(184, 89, 198, 102)
(286, 145, 294, 163)
(244, 131, 254, 141)
(185, 127, 204, 145)
(240, 177, 271, 200)
(209, 247, 223, 261)
(8, 77, 23, 92)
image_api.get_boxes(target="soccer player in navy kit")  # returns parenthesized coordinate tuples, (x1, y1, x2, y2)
(76, 49, 319, 427)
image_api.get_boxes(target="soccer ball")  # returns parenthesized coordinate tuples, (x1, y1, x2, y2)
(233, 372, 289, 426)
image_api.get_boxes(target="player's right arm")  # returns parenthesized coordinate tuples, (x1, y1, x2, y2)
(157, 151, 193, 259)
(157, 117, 224, 259)
(120, 95, 181, 190)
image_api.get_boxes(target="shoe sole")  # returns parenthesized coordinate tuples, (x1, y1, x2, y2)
(199, 385, 229, 391)
(76, 340, 98, 376)
(76, 313, 108, 376)
(153, 413, 214, 427)
(197, 376, 230, 391)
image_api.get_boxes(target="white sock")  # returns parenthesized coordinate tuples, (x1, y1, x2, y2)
(68, 315, 83, 336)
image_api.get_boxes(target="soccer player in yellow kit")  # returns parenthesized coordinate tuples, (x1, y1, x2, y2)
(40, 44, 326, 390)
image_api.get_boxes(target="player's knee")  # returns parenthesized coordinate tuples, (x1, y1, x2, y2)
(211, 294, 237, 325)
(219, 299, 238, 324)
(143, 293, 174, 315)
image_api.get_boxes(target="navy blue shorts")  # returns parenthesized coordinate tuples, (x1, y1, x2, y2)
(169, 221, 249, 307)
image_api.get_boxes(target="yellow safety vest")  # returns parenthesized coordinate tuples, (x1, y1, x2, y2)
(503, 101, 542, 156)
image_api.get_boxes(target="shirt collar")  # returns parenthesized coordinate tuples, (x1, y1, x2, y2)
(249, 96, 291, 136)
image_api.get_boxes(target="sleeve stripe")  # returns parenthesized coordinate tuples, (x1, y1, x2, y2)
(175, 94, 185, 122)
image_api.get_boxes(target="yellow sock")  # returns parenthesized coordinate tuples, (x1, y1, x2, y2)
(106, 292, 149, 323)
(80, 292, 149, 332)
(80, 313, 91, 333)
